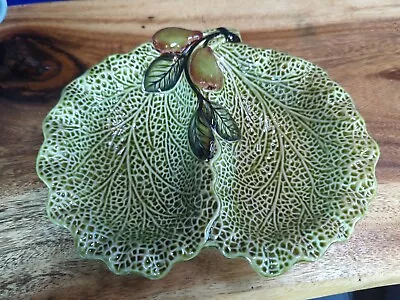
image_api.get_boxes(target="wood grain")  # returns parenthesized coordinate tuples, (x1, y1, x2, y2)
(0, 1, 399, 299)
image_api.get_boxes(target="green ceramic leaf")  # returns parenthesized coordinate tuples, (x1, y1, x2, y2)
(37, 28, 379, 279)
(209, 101, 241, 141)
(188, 105, 215, 160)
(36, 44, 218, 278)
(143, 53, 184, 92)
(205, 42, 379, 276)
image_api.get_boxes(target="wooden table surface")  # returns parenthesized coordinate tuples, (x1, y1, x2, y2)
(0, 1, 399, 299)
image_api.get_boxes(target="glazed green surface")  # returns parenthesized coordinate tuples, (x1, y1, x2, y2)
(37, 44, 218, 278)
(36, 31, 379, 278)
(206, 42, 379, 276)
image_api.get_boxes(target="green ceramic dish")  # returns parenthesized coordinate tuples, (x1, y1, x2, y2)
(36, 27, 379, 279)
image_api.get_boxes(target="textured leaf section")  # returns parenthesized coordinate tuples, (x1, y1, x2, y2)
(206, 43, 379, 276)
(36, 43, 218, 279)
(143, 53, 184, 92)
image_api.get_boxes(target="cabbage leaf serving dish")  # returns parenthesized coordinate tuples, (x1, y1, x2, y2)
(36, 27, 379, 279)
